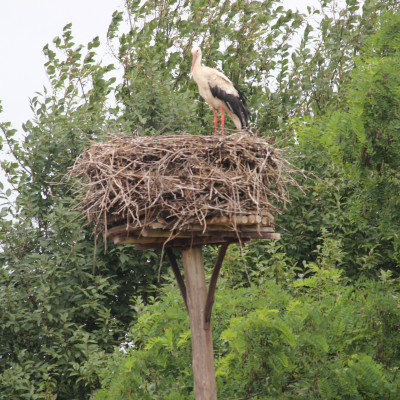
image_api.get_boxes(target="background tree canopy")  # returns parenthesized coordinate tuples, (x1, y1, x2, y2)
(1, 0, 400, 399)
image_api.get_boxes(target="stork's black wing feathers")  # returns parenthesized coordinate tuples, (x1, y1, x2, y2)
(209, 84, 250, 129)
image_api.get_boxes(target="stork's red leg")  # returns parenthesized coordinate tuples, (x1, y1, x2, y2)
(212, 107, 218, 135)
(219, 105, 225, 135)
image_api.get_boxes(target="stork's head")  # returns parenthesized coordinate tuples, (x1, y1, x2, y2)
(191, 46, 202, 72)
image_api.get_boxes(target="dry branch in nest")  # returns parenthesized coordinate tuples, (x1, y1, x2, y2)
(68, 133, 297, 241)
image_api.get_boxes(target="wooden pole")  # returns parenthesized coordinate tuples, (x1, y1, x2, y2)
(182, 246, 217, 400)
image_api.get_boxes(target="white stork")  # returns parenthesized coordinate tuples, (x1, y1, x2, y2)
(191, 46, 250, 135)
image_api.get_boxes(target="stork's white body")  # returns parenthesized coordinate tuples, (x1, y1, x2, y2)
(191, 47, 250, 134)
(192, 65, 242, 130)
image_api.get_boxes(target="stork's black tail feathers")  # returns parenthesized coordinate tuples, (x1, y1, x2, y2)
(234, 83, 250, 129)
(209, 84, 250, 130)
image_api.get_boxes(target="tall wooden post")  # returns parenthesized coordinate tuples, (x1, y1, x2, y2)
(182, 246, 217, 400)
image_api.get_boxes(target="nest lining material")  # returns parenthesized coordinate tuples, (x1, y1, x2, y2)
(69, 133, 293, 238)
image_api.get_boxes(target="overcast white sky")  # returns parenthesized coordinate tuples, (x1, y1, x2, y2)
(0, 0, 123, 130)
(0, 0, 318, 133)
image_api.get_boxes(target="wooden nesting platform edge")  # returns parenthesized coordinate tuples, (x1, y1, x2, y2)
(106, 223, 280, 250)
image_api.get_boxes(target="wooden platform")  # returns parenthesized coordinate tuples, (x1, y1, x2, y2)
(106, 211, 280, 249)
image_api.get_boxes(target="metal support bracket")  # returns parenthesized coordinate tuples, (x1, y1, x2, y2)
(204, 241, 229, 330)
(166, 248, 188, 312)
(166, 242, 230, 330)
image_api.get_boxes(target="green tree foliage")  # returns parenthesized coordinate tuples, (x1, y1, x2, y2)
(93, 261, 400, 399)
(277, 10, 400, 277)
(108, 0, 395, 135)
(0, 24, 168, 400)
(1, 0, 400, 399)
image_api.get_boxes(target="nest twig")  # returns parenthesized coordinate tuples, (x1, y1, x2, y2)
(68, 133, 298, 238)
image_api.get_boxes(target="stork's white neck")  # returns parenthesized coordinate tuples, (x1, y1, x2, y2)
(191, 52, 202, 73)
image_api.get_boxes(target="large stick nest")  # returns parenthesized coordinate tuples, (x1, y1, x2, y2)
(69, 134, 296, 237)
